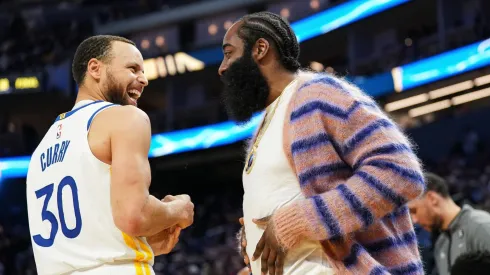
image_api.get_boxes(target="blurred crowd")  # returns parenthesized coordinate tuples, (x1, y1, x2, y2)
(0, 0, 487, 77)
(0, 0, 201, 74)
(353, 11, 490, 76)
(0, 113, 38, 157)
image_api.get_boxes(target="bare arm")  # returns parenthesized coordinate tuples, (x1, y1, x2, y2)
(108, 106, 190, 237)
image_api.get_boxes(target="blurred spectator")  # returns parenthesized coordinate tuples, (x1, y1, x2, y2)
(0, 115, 24, 157)
(408, 173, 490, 275)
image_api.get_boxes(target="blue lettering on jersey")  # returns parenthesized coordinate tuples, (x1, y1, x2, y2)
(40, 140, 71, 172)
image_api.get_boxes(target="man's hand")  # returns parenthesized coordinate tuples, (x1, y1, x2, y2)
(162, 194, 190, 203)
(252, 216, 286, 275)
(239, 217, 251, 269)
(162, 195, 194, 229)
(147, 226, 181, 256)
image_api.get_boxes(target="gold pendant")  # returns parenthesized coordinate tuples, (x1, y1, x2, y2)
(245, 148, 257, 174)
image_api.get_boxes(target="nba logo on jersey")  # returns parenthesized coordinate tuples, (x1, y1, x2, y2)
(56, 124, 62, 139)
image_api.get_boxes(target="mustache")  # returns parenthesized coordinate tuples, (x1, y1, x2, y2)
(220, 75, 227, 83)
(220, 72, 240, 86)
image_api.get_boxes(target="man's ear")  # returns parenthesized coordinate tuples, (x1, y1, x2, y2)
(86, 58, 103, 81)
(252, 38, 270, 62)
(426, 191, 440, 207)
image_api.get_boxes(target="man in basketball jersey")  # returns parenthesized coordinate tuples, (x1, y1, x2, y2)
(26, 35, 194, 275)
(219, 12, 425, 275)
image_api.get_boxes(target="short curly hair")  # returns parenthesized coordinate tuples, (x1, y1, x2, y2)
(72, 35, 135, 86)
(424, 172, 450, 198)
(237, 11, 301, 73)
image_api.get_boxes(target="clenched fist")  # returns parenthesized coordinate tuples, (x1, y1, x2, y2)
(162, 194, 194, 229)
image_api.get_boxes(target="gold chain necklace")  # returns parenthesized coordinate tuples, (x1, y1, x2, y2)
(244, 79, 297, 174)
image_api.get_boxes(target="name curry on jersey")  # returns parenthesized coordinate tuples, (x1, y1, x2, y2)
(40, 140, 71, 172)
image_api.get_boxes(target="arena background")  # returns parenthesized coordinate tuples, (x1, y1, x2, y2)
(0, 0, 490, 274)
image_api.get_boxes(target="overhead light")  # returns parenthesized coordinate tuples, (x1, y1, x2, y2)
(429, 80, 473, 99)
(404, 38, 413, 47)
(391, 67, 403, 93)
(384, 93, 429, 112)
(224, 20, 233, 30)
(208, 24, 218, 35)
(385, 73, 490, 116)
(385, 79, 475, 112)
(452, 87, 490, 105)
(474, 74, 490, 86)
(165, 55, 177, 75)
(155, 36, 165, 47)
(408, 100, 451, 117)
(141, 39, 150, 49)
(310, 0, 320, 10)
(156, 57, 167, 77)
(280, 8, 290, 18)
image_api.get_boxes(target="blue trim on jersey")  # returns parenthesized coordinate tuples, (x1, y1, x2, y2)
(54, 100, 104, 123)
(86, 103, 118, 131)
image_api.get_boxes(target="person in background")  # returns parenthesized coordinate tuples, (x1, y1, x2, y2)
(408, 172, 490, 275)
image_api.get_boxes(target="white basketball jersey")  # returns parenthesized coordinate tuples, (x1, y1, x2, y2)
(26, 100, 154, 275)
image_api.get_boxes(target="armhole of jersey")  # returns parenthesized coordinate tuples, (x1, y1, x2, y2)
(85, 103, 118, 167)
(86, 103, 118, 131)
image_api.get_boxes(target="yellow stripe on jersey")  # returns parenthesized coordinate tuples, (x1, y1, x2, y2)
(112, 167, 153, 275)
(143, 261, 151, 275)
(137, 237, 154, 275)
(137, 237, 154, 262)
(122, 232, 151, 275)
(135, 262, 144, 275)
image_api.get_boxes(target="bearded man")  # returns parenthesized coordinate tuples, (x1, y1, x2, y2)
(219, 11, 426, 275)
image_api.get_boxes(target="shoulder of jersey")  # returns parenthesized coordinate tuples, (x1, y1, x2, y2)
(107, 105, 148, 118)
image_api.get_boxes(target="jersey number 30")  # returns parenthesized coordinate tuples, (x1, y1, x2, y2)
(33, 176, 82, 247)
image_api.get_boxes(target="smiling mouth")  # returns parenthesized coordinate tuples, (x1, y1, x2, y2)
(126, 89, 141, 106)
(128, 89, 141, 100)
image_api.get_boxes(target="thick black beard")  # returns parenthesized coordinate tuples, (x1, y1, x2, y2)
(105, 70, 132, 106)
(220, 47, 269, 124)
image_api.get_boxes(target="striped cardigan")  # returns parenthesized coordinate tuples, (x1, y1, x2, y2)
(270, 72, 425, 274)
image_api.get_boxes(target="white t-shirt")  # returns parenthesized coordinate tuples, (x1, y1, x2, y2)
(242, 81, 333, 275)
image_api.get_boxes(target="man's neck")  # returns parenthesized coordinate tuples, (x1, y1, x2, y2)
(266, 70, 296, 106)
(75, 86, 106, 105)
(440, 200, 462, 230)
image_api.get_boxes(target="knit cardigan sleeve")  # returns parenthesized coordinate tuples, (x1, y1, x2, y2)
(271, 76, 425, 250)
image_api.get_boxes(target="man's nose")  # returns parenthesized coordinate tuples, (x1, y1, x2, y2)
(218, 63, 227, 76)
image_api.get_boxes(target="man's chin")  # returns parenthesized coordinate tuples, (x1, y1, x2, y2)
(128, 97, 138, 106)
